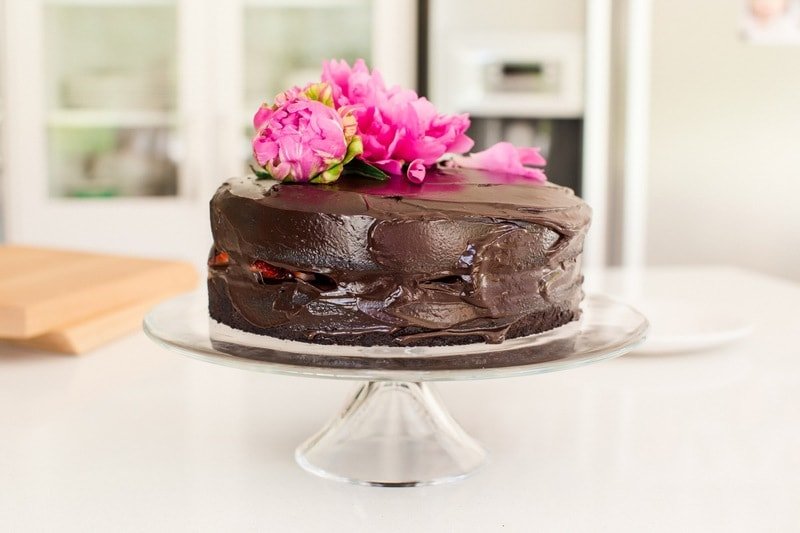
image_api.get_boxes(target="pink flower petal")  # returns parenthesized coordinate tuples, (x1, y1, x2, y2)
(447, 133, 475, 154)
(253, 106, 272, 130)
(320, 58, 474, 177)
(253, 139, 278, 166)
(447, 142, 547, 182)
(517, 146, 546, 166)
(270, 161, 291, 181)
(406, 159, 427, 184)
(370, 159, 404, 176)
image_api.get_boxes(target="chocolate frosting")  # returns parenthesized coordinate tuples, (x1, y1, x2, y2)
(208, 167, 591, 345)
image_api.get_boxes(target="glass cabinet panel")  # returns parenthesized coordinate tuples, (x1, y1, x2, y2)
(0, 1, 4, 239)
(242, 0, 373, 172)
(43, 2, 178, 198)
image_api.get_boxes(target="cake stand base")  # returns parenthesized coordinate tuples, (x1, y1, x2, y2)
(144, 293, 649, 487)
(295, 381, 487, 487)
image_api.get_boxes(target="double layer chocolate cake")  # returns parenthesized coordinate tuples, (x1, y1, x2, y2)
(208, 167, 591, 346)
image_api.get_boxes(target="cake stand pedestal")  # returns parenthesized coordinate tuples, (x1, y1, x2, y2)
(296, 381, 486, 486)
(144, 294, 647, 487)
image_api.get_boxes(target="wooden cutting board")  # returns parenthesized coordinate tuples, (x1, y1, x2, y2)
(11, 297, 167, 354)
(0, 245, 198, 339)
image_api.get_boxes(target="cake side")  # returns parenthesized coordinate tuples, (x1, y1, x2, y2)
(207, 168, 591, 346)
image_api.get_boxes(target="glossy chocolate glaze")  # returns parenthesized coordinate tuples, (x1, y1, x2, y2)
(208, 167, 591, 346)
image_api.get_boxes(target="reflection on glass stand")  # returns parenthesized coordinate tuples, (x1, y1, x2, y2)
(144, 293, 648, 486)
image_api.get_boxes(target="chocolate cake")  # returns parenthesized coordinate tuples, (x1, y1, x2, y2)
(207, 167, 591, 346)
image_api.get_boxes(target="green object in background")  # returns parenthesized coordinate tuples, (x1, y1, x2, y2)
(69, 188, 119, 198)
(48, 127, 119, 198)
(53, 127, 116, 154)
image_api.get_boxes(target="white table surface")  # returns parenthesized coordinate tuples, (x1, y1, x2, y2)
(2, 267, 799, 532)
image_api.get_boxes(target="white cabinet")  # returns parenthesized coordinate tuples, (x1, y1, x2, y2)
(0, 0, 415, 265)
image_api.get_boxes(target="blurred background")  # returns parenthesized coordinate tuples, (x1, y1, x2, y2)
(1, 0, 798, 280)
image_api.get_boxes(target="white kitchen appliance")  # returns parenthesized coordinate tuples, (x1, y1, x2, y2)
(430, 31, 584, 194)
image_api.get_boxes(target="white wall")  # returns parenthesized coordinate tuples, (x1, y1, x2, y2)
(647, 0, 800, 280)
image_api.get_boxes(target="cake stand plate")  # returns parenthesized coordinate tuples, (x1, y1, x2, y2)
(144, 294, 647, 487)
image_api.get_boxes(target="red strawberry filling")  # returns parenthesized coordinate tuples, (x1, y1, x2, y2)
(208, 251, 230, 267)
(250, 260, 291, 281)
(245, 259, 337, 290)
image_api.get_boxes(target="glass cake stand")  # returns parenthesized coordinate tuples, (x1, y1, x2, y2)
(143, 293, 647, 487)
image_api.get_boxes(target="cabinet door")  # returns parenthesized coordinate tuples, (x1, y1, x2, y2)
(2, 0, 211, 263)
(214, 0, 418, 179)
(0, 0, 6, 241)
(2, 0, 417, 263)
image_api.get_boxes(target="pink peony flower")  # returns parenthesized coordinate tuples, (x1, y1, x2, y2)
(444, 142, 547, 182)
(252, 82, 362, 183)
(322, 59, 473, 183)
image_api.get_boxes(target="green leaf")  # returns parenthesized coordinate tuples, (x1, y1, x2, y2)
(342, 158, 389, 181)
(310, 163, 343, 184)
(303, 82, 334, 107)
(249, 164, 273, 181)
(342, 136, 363, 166)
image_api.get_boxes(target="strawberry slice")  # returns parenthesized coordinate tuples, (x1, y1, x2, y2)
(250, 260, 290, 281)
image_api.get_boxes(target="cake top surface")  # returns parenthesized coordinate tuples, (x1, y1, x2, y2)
(221, 167, 590, 235)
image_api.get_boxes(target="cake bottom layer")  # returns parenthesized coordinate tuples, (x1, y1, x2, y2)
(208, 278, 580, 347)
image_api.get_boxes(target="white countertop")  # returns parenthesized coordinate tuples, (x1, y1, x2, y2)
(2, 267, 799, 532)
